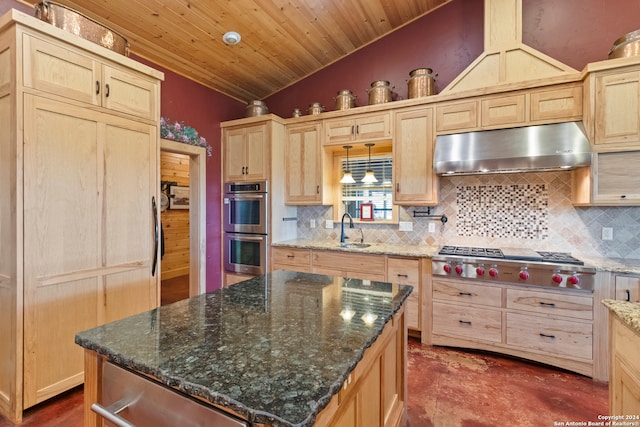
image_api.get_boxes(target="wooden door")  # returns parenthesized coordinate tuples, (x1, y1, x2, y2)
(102, 65, 158, 120)
(22, 95, 101, 407)
(223, 127, 247, 181)
(595, 70, 640, 147)
(393, 107, 437, 205)
(285, 123, 321, 204)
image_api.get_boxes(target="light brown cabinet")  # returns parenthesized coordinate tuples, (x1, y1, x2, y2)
(387, 257, 421, 332)
(285, 123, 330, 205)
(431, 277, 595, 378)
(271, 247, 312, 272)
(573, 150, 640, 205)
(592, 69, 640, 148)
(23, 34, 158, 120)
(615, 274, 640, 302)
(313, 251, 386, 282)
(223, 123, 270, 181)
(609, 313, 640, 417)
(315, 308, 406, 427)
(436, 84, 582, 134)
(0, 12, 162, 423)
(323, 112, 391, 145)
(393, 107, 437, 205)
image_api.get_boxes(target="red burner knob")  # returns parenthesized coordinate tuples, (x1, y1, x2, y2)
(519, 268, 530, 281)
(568, 274, 580, 286)
(489, 266, 499, 277)
(443, 264, 452, 274)
(455, 264, 464, 275)
(476, 266, 485, 276)
(552, 274, 563, 284)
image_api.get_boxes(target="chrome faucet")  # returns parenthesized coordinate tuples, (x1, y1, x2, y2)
(340, 212, 354, 243)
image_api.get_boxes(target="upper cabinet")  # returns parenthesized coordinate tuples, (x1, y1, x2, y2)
(22, 34, 158, 120)
(323, 112, 391, 145)
(435, 83, 582, 134)
(285, 122, 331, 205)
(223, 122, 270, 182)
(393, 107, 437, 205)
(591, 68, 640, 148)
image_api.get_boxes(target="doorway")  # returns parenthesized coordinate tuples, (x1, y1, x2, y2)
(159, 139, 206, 304)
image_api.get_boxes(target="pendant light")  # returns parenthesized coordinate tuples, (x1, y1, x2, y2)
(361, 143, 378, 183)
(340, 145, 356, 184)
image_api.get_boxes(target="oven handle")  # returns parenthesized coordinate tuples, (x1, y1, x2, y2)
(91, 401, 137, 427)
(226, 193, 266, 200)
(227, 233, 267, 242)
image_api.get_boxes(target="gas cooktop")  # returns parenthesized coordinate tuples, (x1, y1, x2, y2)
(437, 245, 584, 265)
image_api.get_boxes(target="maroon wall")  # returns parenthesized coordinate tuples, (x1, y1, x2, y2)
(264, 0, 640, 117)
(133, 57, 244, 291)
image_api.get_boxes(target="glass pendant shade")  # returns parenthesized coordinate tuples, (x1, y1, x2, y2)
(361, 143, 378, 183)
(340, 145, 356, 184)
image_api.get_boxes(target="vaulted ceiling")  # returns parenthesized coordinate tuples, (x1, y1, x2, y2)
(23, 0, 450, 102)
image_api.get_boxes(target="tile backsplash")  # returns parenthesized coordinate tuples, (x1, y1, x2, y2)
(292, 171, 640, 259)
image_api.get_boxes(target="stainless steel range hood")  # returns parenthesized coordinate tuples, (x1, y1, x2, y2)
(433, 122, 591, 175)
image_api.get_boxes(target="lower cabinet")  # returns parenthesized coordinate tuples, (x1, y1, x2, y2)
(316, 309, 406, 427)
(615, 274, 640, 302)
(609, 313, 640, 417)
(271, 247, 424, 338)
(431, 277, 595, 378)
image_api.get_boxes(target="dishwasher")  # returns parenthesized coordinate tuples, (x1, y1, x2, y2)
(92, 362, 248, 427)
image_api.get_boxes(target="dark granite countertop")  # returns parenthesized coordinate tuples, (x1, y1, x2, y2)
(75, 270, 412, 427)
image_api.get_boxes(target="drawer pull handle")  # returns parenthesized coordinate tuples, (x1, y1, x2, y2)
(458, 320, 472, 325)
(539, 301, 556, 307)
(96, 81, 100, 94)
(459, 292, 473, 296)
(397, 274, 409, 278)
(105, 83, 110, 97)
(626, 289, 631, 302)
(539, 333, 556, 339)
(287, 255, 295, 258)
(91, 402, 136, 427)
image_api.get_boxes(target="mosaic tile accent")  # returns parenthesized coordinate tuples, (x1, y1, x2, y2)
(456, 184, 549, 239)
(292, 172, 640, 260)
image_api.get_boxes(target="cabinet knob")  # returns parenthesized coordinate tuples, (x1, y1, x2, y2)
(621, 195, 627, 199)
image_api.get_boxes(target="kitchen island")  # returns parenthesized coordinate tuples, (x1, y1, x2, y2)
(75, 270, 412, 427)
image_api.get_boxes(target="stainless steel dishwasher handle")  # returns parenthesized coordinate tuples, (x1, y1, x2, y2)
(91, 402, 137, 427)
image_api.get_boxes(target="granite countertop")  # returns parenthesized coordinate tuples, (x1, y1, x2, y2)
(272, 238, 439, 258)
(75, 270, 412, 427)
(602, 299, 640, 334)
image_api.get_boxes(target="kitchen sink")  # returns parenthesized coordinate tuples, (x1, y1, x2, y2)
(338, 243, 371, 249)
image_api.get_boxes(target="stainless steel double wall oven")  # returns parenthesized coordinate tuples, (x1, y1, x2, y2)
(223, 181, 269, 275)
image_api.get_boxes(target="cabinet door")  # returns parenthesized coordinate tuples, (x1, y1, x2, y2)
(285, 123, 322, 204)
(223, 124, 268, 181)
(102, 117, 158, 323)
(615, 275, 640, 302)
(592, 151, 640, 205)
(393, 107, 437, 205)
(595, 70, 640, 147)
(102, 65, 158, 120)
(354, 113, 391, 140)
(387, 258, 420, 331)
(23, 95, 101, 407)
(324, 118, 356, 145)
(23, 34, 100, 106)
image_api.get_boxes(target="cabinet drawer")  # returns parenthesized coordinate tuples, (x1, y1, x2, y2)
(313, 251, 385, 275)
(506, 313, 592, 359)
(432, 301, 502, 342)
(387, 258, 419, 286)
(272, 247, 311, 268)
(435, 101, 479, 132)
(481, 94, 526, 128)
(530, 85, 582, 122)
(506, 288, 593, 320)
(432, 279, 502, 307)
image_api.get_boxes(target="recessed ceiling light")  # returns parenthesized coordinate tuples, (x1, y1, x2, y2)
(222, 31, 241, 45)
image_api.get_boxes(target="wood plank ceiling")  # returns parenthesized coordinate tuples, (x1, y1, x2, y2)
(22, 0, 450, 102)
